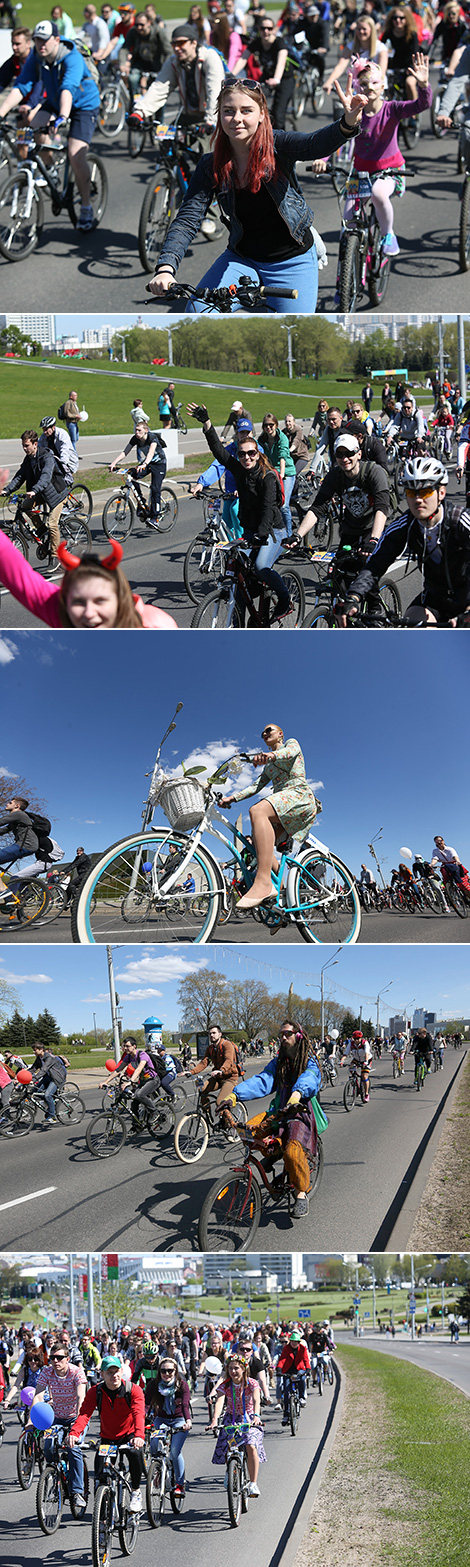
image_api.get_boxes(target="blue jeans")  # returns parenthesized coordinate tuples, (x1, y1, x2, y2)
(66, 421, 79, 448)
(281, 474, 295, 537)
(0, 843, 32, 891)
(42, 1077, 58, 1119)
(150, 1421, 188, 1484)
(187, 247, 318, 314)
(45, 1427, 84, 1495)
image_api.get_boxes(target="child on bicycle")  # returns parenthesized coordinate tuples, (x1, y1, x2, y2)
(340, 51, 431, 258)
(430, 398, 454, 458)
(209, 1354, 266, 1498)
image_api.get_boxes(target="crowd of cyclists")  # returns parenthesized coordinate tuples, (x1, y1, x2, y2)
(356, 835, 470, 915)
(1, 0, 470, 303)
(0, 1311, 336, 1519)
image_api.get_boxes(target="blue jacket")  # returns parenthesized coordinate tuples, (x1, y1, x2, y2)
(235, 1055, 321, 1105)
(158, 123, 357, 274)
(17, 39, 100, 113)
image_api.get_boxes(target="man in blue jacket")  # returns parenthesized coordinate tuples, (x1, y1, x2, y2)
(0, 20, 101, 230)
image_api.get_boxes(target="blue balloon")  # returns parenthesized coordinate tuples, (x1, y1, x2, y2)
(31, 1401, 55, 1431)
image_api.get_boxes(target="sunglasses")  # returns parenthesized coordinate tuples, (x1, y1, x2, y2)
(239, 448, 258, 458)
(405, 487, 436, 499)
(220, 76, 265, 94)
(51, 1355, 67, 1362)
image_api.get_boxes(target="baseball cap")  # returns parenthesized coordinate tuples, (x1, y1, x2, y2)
(102, 1355, 122, 1369)
(172, 23, 197, 41)
(231, 400, 243, 411)
(33, 19, 59, 38)
(290, 1330, 302, 1342)
(237, 418, 253, 433)
(334, 434, 360, 454)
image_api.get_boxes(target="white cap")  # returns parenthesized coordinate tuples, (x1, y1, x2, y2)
(33, 19, 57, 38)
(231, 401, 243, 411)
(334, 433, 360, 454)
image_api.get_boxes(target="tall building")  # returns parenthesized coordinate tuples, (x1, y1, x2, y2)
(202, 1253, 305, 1290)
(413, 1008, 426, 1030)
(82, 325, 114, 347)
(4, 313, 55, 348)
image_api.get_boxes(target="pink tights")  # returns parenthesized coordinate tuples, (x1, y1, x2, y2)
(344, 177, 396, 237)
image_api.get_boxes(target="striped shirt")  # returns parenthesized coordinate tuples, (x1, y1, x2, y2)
(36, 1363, 86, 1420)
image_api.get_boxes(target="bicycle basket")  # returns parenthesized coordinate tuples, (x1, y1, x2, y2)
(158, 777, 206, 832)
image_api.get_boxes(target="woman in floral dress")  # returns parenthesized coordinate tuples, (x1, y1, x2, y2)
(220, 723, 319, 909)
(209, 1355, 266, 1498)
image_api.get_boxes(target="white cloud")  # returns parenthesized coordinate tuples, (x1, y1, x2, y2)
(0, 765, 17, 779)
(0, 638, 18, 666)
(115, 954, 207, 985)
(118, 989, 164, 1000)
(0, 966, 52, 985)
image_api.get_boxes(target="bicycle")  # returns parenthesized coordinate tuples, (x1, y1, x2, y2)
(71, 746, 361, 946)
(36, 1426, 89, 1534)
(174, 1077, 247, 1164)
(414, 1055, 429, 1091)
(190, 538, 306, 629)
(336, 187, 393, 311)
(443, 866, 469, 918)
(0, 486, 92, 579)
(101, 469, 178, 541)
(99, 65, 130, 141)
(212, 1421, 255, 1527)
(198, 1104, 324, 1251)
(86, 1078, 175, 1157)
(303, 543, 401, 628)
(183, 493, 238, 607)
(91, 1442, 141, 1567)
(146, 1425, 186, 1527)
(317, 1349, 334, 1386)
(0, 123, 107, 260)
(145, 278, 299, 313)
(0, 1078, 86, 1136)
(138, 116, 216, 272)
(17, 1422, 45, 1490)
(343, 1060, 370, 1111)
(0, 864, 50, 931)
(392, 1050, 406, 1079)
(282, 1373, 303, 1435)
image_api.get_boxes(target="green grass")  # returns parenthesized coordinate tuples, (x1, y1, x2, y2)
(15, 2, 279, 30)
(336, 1345, 470, 1567)
(197, 1284, 458, 1327)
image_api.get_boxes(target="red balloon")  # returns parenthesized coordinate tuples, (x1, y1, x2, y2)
(105, 1059, 117, 1073)
(126, 1063, 134, 1078)
(17, 1069, 32, 1084)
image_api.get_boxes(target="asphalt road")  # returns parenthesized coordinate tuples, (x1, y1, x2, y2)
(0, 1367, 337, 1567)
(0, 1050, 465, 1254)
(0, 67, 467, 314)
(343, 1333, 470, 1397)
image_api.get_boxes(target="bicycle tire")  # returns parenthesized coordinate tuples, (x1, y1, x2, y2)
(459, 177, 470, 271)
(192, 590, 243, 628)
(16, 882, 50, 926)
(68, 483, 93, 523)
(291, 76, 306, 120)
(174, 1110, 210, 1163)
(392, 1058, 398, 1079)
(17, 1429, 37, 1489)
(139, 167, 176, 273)
(146, 1457, 165, 1527)
(102, 492, 134, 542)
(86, 1110, 127, 1157)
(147, 1101, 175, 1137)
(36, 1465, 63, 1534)
(291, 848, 361, 944)
(99, 82, 126, 139)
(227, 1456, 242, 1527)
(377, 578, 401, 617)
(72, 829, 222, 944)
(368, 222, 391, 307)
(67, 153, 108, 228)
(317, 1365, 323, 1396)
(343, 1080, 355, 1112)
(154, 483, 178, 532)
(198, 1169, 262, 1251)
(303, 600, 334, 629)
(128, 121, 146, 158)
(0, 171, 44, 259)
(121, 890, 152, 924)
(311, 80, 325, 115)
(118, 1503, 140, 1555)
(241, 1451, 250, 1513)
(170, 1480, 185, 1515)
(184, 532, 221, 605)
(430, 89, 447, 137)
(275, 564, 306, 627)
(0, 1100, 35, 1136)
(289, 1392, 299, 1436)
(338, 231, 360, 312)
(70, 1457, 89, 1517)
(56, 1090, 86, 1125)
(401, 115, 419, 150)
(446, 881, 468, 918)
(92, 1484, 113, 1567)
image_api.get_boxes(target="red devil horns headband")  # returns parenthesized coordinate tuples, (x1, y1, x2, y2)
(57, 540, 124, 572)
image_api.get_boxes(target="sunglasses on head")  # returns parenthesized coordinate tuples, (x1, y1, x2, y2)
(220, 76, 265, 95)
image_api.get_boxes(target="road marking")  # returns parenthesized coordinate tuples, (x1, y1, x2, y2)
(0, 1186, 56, 1212)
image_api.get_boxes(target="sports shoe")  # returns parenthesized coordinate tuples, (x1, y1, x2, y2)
(293, 1193, 309, 1219)
(300, 1398, 306, 1406)
(247, 1482, 260, 1497)
(73, 1493, 86, 1510)
(381, 231, 400, 257)
(274, 1401, 282, 1411)
(130, 1489, 142, 1514)
(281, 1417, 289, 1426)
(201, 216, 217, 236)
(77, 204, 95, 232)
(270, 599, 293, 623)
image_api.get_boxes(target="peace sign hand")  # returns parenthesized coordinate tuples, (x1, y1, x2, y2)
(334, 71, 368, 127)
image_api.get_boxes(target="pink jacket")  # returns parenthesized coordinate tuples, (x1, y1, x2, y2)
(0, 530, 178, 629)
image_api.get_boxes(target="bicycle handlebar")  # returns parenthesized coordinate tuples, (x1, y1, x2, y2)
(145, 279, 298, 306)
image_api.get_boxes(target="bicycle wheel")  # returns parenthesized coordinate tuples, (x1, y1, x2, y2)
(154, 483, 178, 533)
(174, 1110, 209, 1163)
(401, 115, 419, 150)
(72, 830, 223, 944)
(16, 882, 50, 926)
(171, 1079, 187, 1109)
(368, 225, 391, 307)
(67, 483, 93, 523)
(289, 1393, 299, 1436)
(86, 1110, 127, 1157)
(37, 1466, 63, 1534)
(291, 848, 361, 944)
(0, 1100, 34, 1137)
(0, 171, 44, 259)
(327, 1359, 334, 1386)
(67, 153, 108, 228)
(192, 590, 243, 628)
(176, 416, 188, 436)
(56, 1090, 86, 1125)
(146, 1458, 165, 1526)
(274, 565, 305, 627)
(121, 890, 152, 924)
(102, 492, 134, 542)
(392, 1057, 398, 1079)
(227, 1456, 242, 1527)
(317, 1365, 323, 1396)
(377, 578, 401, 617)
(446, 881, 468, 918)
(338, 232, 360, 312)
(99, 82, 126, 139)
(70, 1458, 89, 1518)
(343, 1080, 355, 1111)
(459, 177, 470, 271)
(32, 888, 69, 926)
(139, 168, 176, 273)
(198, 1169, 262, 1252)
(170, 1479, 185, 1515)
(118, 1503, 140, 1555)
(291, 74, 307, 120)
(17, 1429, 36, 1489)
(184, 532, 221, 605)
(92, 1485, 113, 1567)
(303, 600, 333, 629)
(128, 120, 146, 157)
(147, 1101, 175, 1137)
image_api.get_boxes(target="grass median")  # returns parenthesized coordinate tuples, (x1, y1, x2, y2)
(296, 1344, 470, 1567)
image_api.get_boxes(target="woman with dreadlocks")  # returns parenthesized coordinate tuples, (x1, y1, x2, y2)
(227, 1020, 322, 1219)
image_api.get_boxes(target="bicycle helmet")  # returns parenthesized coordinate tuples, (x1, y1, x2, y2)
(352, 1030, 363, 1040)
(40, 415, 56, 430)
(403, 456, 448, 490)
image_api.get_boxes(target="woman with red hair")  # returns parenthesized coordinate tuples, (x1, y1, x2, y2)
(148, 73, 367, 312)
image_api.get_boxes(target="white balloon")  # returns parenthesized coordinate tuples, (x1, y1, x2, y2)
(400, 847, 413, 859)
(329, 1029, 339, 1040)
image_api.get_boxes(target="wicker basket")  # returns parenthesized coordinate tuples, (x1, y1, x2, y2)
(158, 777, 206, 833)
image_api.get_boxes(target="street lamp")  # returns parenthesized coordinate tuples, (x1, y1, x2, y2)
(320, 948, 342, 1039)
(376, 982, 393, 1037)
(280, 322, 296, 380)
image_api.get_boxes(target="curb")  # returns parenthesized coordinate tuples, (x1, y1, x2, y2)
(373, 1049, 469, 1251)
(268, 1362, 344, 1567)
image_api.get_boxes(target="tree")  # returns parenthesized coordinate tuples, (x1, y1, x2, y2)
(224, 979, 272, 1038)
(0, 773, 48, 817)
(0, 976, 19, 1029)
(457, 1285, 470, 1333)
(177, 968, 229, 1031)
(98, 1278, 139, 1334)
(32, 1008, 62, 1049)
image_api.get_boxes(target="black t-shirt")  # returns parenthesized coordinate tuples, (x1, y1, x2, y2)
(255, 36, 293, 80)
(185, 59, 200, 111)
(315, 460, 389, 540)
(234, 182, 313, 262)
(127, 430, 166, 467)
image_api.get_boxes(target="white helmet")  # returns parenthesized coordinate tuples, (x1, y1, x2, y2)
(403, 456, 448, 490)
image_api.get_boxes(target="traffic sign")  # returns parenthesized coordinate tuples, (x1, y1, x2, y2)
(409, 1303, 416, 1314)
(353, 1297, 361, 1306)
(298, 1308, 311, 1318)
(409, 1295, 416, 1307)
(364, 1312, 371, 1318)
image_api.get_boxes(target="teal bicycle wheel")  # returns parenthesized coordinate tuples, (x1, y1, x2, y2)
(71, 831, 222, 945)
(290, 848, 361, 945)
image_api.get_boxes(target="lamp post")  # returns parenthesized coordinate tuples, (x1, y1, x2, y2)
(376, 982, 393, 1037)
(320, 949, 342, 1039)
(280, 322, 296, 380)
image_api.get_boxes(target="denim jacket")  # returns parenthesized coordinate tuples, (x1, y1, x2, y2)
(158, 122, 356, 273)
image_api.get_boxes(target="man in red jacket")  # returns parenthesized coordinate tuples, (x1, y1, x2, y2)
(68, 1355, 145, 1513)
(276, 1330, 310, 1424)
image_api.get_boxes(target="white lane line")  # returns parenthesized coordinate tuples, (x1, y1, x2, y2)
(0, 1186, 56, 1212)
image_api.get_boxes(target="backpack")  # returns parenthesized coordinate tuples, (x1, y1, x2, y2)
(26, 812, 54, 862)
(72, 36, 101, 88)
(57, 404, 66, 422)
(234, 1044, 245, 1079)
(96, 1383, 133, 1414)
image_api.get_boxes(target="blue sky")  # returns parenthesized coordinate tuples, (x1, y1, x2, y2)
(1, 944, 469, 1035)
(1, 631, 469, 875)
(56, 315, 187, 336)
